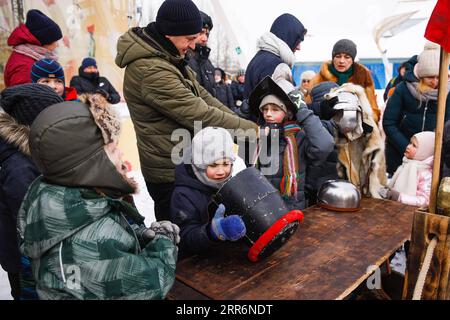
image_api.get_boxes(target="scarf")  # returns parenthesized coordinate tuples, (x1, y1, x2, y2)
(406, 81, 440, 110)
(280, 121, 302, 199)
(329, 63, 354, 86)
(389, 156, 433, 196)
(257, 32, 295, 68)
(13, 43, 58, 61)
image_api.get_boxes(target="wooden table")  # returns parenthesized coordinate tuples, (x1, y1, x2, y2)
(168, 198, 416, 300)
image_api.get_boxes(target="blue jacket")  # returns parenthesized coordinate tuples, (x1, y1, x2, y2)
(383, 81, 450, 174)
(0, 138, 39, 273)
(170, 164, 222, 258)
(244, 14, 306, 98)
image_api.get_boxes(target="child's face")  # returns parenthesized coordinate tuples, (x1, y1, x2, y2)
(261, 103, 286, 124)
(404, 136, 418, 159)
(37, 78, 65, 97)
(206, 158, 232, 181)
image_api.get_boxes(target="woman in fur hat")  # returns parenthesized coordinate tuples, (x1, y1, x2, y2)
(0, 84, 64, 300)
(17, 94, 179, 300)
(383, 42, 450, 176)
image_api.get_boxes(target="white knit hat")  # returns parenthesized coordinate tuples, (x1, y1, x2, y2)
(191, 127, 235, 169)
(415, 42, 440, 78)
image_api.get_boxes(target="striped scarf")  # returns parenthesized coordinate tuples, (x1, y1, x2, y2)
(280, 121, 302, 199)
(14, 43, 58, 62)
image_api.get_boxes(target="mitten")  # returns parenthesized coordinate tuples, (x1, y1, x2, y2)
(143, 221, 181, 245)
(210, 204, 246, 241)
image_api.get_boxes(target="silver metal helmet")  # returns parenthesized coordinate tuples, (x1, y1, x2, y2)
(317, 180, 361, 212)
(331, 91, 361, 134)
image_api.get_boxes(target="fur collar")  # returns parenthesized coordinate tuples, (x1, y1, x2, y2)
(0, 112, 31, 156)
(318, 61, 371, 88)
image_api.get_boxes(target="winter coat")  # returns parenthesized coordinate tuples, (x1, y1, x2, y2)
(231, 80, 245, 105)
(383, 81, 450, 175)
(309, 62, 381, 123)
(215, 81, 236, 111)
(395, 156, 433, 207)
(18, 177, 177, 300)
(64, 87, 78, 101)
(258, 109, 334, 210)
(442, 120, 450, 178)
(70, 68, 121, 104)
(187, 46, 216, 97)
(333, 84, 387, 198)
(170, 164, 221, 258)
(0, 113, 39, 273)
(4, 24, 42, 87)
(244, 15, 306, 99)
(115, 25, 257, 184)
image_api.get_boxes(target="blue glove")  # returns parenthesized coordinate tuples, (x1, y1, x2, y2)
(210, 204, 246, 241)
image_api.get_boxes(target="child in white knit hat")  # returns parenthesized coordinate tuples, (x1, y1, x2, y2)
(380, 131, 435, 207)
(170, 127, 246, 258)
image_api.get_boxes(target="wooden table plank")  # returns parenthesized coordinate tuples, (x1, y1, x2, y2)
(172, 198, 416, 300)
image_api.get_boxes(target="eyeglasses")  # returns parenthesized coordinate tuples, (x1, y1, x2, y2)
(302, 79, 310, 83)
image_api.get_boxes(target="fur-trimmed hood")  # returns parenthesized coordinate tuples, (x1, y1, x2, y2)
(0, 112, 31, 156)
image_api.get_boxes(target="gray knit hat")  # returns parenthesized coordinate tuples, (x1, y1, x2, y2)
(191, 127, 235, 189)
(415, 42, 440, 78)
(332, 39, 357, 61)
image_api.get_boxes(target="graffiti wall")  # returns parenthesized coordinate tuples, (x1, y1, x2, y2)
(0, 0, 140, 93)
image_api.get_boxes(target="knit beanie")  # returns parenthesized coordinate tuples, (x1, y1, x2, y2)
(31, 59, 65, 84)
(237, 69, 246, 77)
(414, 42, 440, 78)
(25, 9, 62, 45)
(332, 39, 357, 61)
(310, 81, 339, 103)
(81, 57, 97, 70)
(412, 131, 435, 161)
(0, 83, 63, 126)
(155, 0, 202, 36)
(200, 11, 213, 31)
(300, 70, 316, 82)
(259, 94, 288, 114)
(191, 127, 235, 189)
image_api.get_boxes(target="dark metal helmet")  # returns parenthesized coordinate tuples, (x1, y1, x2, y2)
(317, 180, 361, 212)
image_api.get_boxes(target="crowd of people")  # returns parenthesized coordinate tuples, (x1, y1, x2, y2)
(1, 0, 450, 300)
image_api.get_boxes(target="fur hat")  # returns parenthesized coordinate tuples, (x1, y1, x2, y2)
(155, 0, 202, 36)
(29, 94, 134, 195)
(414, 42, 440, 78)
(25, 9, 62, 45)
(31, 59, 65, 84)
(332, 39, 357, 61)
(0, 83, 63, 126)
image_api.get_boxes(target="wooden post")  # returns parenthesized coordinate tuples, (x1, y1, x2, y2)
(403, 210, 450, 300)
(429, 48, 449, 214)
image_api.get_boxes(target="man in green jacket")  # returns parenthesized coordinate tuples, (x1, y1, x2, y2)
(18, 95, 179, 300)
(115, 0, 257, 221)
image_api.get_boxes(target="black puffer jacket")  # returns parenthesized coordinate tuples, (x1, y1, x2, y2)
(188, 45, 216, 97)
(70, 68, 121, 104)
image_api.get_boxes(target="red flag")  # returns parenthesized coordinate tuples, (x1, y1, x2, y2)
(424, 0, 450, 52)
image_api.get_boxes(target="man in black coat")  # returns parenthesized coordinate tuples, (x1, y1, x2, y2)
(187, 11, 216, 97)
(70, 57, 121, 104)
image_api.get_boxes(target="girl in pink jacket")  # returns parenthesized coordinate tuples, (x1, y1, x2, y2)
(380, 131, 435, 207)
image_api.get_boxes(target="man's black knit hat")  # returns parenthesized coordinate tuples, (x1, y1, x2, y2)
(0, 84, 64, 126)
(155, 0, 202, 36)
